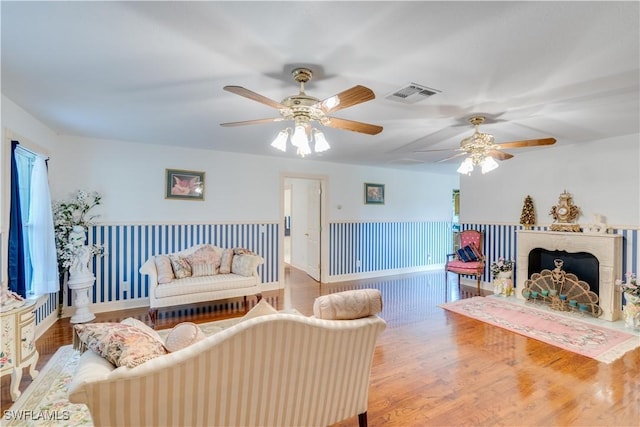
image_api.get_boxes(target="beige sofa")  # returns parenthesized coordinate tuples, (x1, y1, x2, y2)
(68, 294, 387, 427)
(139, 244, 264, 326)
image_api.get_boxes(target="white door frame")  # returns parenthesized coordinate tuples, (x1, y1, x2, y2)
(279, 172, 328, 283)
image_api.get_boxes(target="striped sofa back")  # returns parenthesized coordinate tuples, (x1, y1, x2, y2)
(71, 313, 387, 427)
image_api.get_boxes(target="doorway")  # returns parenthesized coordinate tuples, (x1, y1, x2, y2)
(282, 175, 326, 283)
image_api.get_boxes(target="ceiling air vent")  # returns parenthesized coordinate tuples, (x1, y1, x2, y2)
(386, 83, 441, 104)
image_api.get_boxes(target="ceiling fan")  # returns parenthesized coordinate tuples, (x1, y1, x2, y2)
(220, 67, 383, 156)
(416, 116, 556, 174)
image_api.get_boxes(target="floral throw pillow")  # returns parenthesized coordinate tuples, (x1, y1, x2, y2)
(73, 323, 167, 368)
(120, 317, 164, 343)
(169, 255, 192, 279)
(234, 247, 256, 256)
(185, 245, 220, 277)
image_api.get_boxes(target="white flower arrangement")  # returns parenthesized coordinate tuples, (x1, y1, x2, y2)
(617, 273, 639, 299)
(53, 190, 103, 271)
(490, 258, 514, 279)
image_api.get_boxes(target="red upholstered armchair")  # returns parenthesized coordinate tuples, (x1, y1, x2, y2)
(445, 230, 485, 293)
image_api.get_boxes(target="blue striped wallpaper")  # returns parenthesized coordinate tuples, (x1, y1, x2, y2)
(329, 221, 452, 276)
(34, 292, 58, 324)
(83, 222, 280, 306)
(33, 220, 638, 328)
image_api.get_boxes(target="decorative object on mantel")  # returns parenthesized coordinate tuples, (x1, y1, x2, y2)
(549, 190, 581, 232)
(617, 273, 640, 330)
(519, 195, 536, 229)
(53, 190, 103, 319)
(491, 258, 514, 296)
(585, 213, 610, 234)
(522, 259, 602, 317)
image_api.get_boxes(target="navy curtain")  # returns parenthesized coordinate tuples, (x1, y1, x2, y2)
(8, 141, 27, 297)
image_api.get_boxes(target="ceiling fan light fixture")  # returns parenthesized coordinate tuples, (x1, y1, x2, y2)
(297, 139, 312, 157)
(223, 67, 381, 158)
(321, 95, 340, 111)
(271, 129, 289, 152)
(313, 130, 330, 152)
(291, 125, 308, 148)
(481, 155, 499, 174)
(457, 157, 474, 175)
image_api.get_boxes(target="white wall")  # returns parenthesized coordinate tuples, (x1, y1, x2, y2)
(1, 90, 459, 227)
(1, 96, 60, 227)
(460, 134, 639, 228)
(44, 135, 458, 225)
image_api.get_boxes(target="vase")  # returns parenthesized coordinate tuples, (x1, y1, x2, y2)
(623, 292, 640, 305)
(493, 271, 513, 296)
(622, 292, 640, 330)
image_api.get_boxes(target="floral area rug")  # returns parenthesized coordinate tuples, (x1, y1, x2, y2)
(4, 319, 243, 426)
(4, 345, 89, 426)
(440, 296, 640, 363)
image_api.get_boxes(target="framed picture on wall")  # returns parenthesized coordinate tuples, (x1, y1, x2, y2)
(364, 183, 385, 205)
(165, 169, 205, 201)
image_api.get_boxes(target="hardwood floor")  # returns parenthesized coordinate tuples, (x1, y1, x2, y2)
(2, 267, 639, 426)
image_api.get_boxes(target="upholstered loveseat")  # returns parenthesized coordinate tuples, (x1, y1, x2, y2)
(68, 290, 386, 427)
(139, 244, 264, 326)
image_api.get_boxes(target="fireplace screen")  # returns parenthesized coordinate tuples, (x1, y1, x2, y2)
(528, 249, 599, 295)
(523, 259, 601, 317)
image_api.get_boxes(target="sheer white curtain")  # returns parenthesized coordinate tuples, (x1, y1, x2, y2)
(28, 155, 59, 294)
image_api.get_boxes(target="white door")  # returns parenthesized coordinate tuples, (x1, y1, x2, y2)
(305, 180, 321, 281)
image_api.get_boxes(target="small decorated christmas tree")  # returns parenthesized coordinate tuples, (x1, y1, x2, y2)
(520, 195, 536, 229)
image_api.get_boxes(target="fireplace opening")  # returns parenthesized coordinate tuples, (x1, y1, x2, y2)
(528, 249, 600, 295)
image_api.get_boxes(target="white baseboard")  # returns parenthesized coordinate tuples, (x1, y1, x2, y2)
(326, 264, 443, 283)
(457, 276, 490, 291)
(35, 310, 60, 340)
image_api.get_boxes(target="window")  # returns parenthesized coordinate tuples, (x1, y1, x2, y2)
(11, 144, 58, 297)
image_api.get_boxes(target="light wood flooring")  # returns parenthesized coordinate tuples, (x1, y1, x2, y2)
(2, 267, 639, 426)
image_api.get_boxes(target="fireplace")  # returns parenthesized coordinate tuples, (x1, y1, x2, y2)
(516, 230, 623, 321)
(528, 249, 599, 295)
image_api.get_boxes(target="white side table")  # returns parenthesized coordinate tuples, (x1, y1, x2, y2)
(0, 300, 39, 401)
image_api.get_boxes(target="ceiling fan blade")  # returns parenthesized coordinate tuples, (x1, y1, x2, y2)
(323, 117, 383, 135)
(317, 85, 375, 114)
(414, 147, 463, 153)
(223, 86, 286, 109)
(487, 149, 514, 160)
(498, 137, 556, 149)
(437, 152, 468, 163)
(220, 117, 285, 127)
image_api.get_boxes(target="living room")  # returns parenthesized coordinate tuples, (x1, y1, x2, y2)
(1, 1, 639, 425)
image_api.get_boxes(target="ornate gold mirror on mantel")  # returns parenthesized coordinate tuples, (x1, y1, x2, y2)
(522, 259, 602, 317)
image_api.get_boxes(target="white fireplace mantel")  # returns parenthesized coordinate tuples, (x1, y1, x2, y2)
(516, 230, 623, 321)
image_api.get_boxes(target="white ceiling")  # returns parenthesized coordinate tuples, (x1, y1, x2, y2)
(2, 1, 638, 173)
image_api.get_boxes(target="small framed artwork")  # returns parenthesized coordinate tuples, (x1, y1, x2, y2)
(364, 183, 385, 205)
(165, 169, 205, 201)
